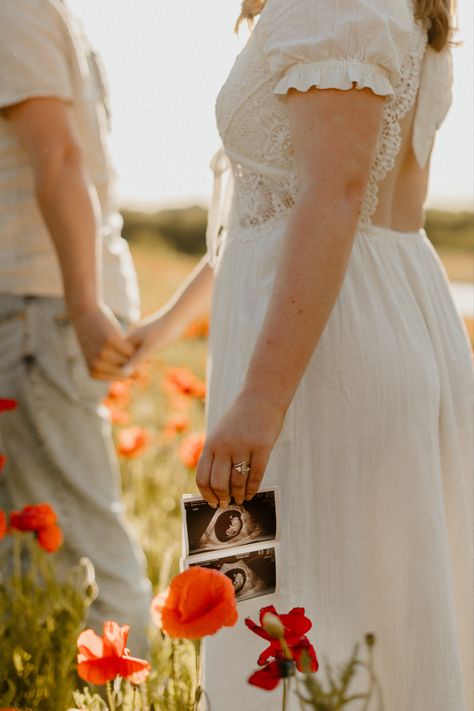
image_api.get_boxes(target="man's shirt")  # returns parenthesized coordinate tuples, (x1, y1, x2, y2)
(0, 0, 140, 321)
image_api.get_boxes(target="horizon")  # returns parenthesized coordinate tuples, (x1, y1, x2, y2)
(69, 0, 473, 212)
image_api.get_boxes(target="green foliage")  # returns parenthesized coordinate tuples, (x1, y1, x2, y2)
(425, 210, 474, 251)
(121, 205, 474, 256)
(121, 206, 207, 256)
(0, 533, 95, 710)
(296, 635, 383, 710)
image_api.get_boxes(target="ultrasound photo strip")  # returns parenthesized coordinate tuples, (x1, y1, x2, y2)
(181, 486, 281, 558)
(182, 543, 279, 603)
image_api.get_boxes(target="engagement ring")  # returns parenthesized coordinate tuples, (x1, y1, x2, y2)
(232, 461, 251, 477)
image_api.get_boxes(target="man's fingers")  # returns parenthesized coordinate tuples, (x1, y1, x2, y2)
(209, 454, 232, 509)
(90, 368, 129, 382)
(244, 449, 269, 500)
(195, 448, 219, 508)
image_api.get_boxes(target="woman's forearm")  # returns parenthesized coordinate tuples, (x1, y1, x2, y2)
(164, 255, 214, 330)
(243, 189, 361, 413)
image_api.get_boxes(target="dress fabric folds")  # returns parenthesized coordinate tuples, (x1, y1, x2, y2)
(203, 1, 473, 709)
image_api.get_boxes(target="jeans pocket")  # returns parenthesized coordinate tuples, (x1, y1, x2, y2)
(54, 316, 109, 403)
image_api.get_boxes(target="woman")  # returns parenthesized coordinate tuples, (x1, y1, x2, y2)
(126, 0, 472, 707)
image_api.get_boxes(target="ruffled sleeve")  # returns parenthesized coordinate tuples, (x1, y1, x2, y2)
(258, 0, 415, 97)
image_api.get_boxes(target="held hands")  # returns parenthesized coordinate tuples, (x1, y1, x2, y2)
(69, 302, 134, 381)
(195, 389, 285, 508)
(74, 304, 284, 503)
(73, 305, 185, 381)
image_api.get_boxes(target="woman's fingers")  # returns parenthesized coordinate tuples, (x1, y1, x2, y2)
(230, 455, 251, 505)
(195, 448, 219, 508)
(209, 454, 233, 509)
(244, 449, 270, 500)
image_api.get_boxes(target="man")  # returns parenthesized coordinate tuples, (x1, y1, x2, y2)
(0, 0, 151, 655)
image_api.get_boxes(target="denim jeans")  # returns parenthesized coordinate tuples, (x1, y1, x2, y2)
(0, 295, 151, 656)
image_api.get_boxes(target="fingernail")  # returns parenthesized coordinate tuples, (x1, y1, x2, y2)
(209, 502, 217, 509)
(236, 500, 243, 506)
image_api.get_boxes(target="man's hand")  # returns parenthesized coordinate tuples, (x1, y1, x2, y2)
(70, 303, 134, 381)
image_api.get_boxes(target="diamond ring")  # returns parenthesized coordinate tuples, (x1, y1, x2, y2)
(232, 461, 251, 477)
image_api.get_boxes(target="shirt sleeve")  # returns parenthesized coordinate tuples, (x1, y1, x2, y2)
(258, 0, 415, 97)
(0, 0, 74, 111)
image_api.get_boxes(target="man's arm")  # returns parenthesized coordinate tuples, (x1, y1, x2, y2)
(5, 97, 133, 379)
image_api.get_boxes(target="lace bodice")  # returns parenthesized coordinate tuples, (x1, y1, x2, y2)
(207, 0, 453, 265)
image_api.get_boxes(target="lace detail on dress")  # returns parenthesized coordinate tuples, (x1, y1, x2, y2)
(213, 18, 427, 254)
(360, 25, 427, 224)
(233, 165, 298, 236)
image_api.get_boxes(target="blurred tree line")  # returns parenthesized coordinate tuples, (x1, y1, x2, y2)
(121, 206, 473, 256)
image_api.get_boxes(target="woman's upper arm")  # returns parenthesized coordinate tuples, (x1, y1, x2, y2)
(286, 87, 385, 199)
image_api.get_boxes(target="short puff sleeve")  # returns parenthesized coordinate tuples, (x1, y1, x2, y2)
(258, 0, 415, 97)
(0, 0, 74, 111)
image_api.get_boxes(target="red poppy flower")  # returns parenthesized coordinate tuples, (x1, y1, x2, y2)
(107, 381, 132, 405)
(10, 503, 57, 532)
(36, 522, 64, 552)
(184, 316, 210, 340)
(0, 398, 17, 413)
(163, 367, 206, 400)
(152, 567, 238, 639)
(9, 503, 64, 553)
(0, 510, 7, 540)
(77, 621, 151, 686)
(164, 415, 190, 437)
(245, 606, 319, 673)
(178, 432, 205, 470)
(0, 455, 5, 472)
(116, 426, 151, 458)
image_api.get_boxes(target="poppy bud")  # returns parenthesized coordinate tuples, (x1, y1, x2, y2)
(365, 632, 376, 648)
(262, 612, 285, 639)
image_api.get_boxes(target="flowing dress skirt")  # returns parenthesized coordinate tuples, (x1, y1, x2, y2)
(203, 223, 473, 711)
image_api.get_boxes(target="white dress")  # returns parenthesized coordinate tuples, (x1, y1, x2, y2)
(203, 1, 473, 709)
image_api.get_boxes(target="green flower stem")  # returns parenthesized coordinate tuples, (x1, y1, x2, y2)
(282, 677, 289, 711)
(193, 638, 202, 708)
(139, 682, 149, 710)
(106, 680, 116, 711)
(12, 531, 22, 591)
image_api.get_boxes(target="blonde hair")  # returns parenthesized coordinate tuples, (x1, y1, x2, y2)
(235, 0, 457, 51)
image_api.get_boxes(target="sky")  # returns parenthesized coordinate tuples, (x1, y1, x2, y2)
(69, 0, 473, 211)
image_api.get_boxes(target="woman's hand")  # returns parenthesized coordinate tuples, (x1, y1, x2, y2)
(196, 389, 285, 509)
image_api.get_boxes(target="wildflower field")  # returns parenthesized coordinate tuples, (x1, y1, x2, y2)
(0, 229, 472, 710)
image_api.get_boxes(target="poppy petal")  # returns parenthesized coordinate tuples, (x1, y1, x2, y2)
(36, 523, 63, 552)
(248, 661, 282, 691)
(77, 629, 104, 661)
(257, 641, 280, 666)
(77, 657, 121, 685)
(280, 608, 312, 637)
(244, 617, 271, 641)
(102, 621, 129, 657)
(118, 656, 151, 684)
